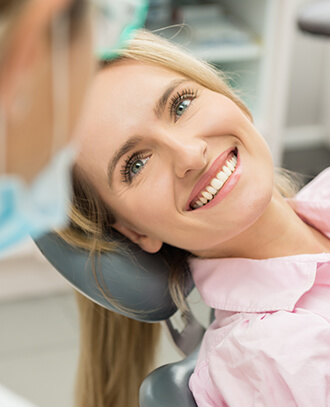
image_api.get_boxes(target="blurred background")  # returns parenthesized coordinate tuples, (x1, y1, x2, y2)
(0, 0, 329, 406)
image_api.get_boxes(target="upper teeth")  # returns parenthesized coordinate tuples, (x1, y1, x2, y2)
(192, 154, 237, 209)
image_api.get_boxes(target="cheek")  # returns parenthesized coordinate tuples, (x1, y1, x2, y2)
(109, 181, 172, 233)
(200, 94, 249, 132)
(134, 193, 172, 228)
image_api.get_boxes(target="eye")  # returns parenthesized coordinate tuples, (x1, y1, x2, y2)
(131, 157, 149, 175)
(121, 153, 150, 183)
(170, 88, 198, 122)
(176, 99, 192, 118)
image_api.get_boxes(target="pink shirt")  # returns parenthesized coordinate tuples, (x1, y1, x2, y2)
(189, 168, 330, 407)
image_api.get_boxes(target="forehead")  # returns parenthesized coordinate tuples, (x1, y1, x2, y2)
(94, 60, 184, 108)
(81, 61, 186, 138)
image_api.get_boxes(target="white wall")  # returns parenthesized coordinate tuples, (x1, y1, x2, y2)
(286, 33, 326, 127)
(283, 0, 330, 149)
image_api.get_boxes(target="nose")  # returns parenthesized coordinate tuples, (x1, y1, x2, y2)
(164, 133, 207, 178)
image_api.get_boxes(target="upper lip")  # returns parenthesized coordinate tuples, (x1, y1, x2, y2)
(186, 147, 236, 210)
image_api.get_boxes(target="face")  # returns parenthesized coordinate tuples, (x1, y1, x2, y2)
(78, 61, 275, 258)
(2, 0, 94, 182)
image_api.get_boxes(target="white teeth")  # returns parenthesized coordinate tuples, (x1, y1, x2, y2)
(202, 191, 213, 200)
(226, 161, 235, 172)
(206, 186, 217, 195)
(216, 171, 228, 183)
(210, 178, 223, 190)
(191, 152, 238, 210)
(193, 201, 203, 209)
(223, 166, 231, 177)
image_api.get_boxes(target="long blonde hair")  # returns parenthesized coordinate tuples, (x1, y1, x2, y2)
(75, 292, 161, 407)
(59, 29, 298, 407)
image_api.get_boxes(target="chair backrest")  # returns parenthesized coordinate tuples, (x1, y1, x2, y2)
(35, 232, 194, 323)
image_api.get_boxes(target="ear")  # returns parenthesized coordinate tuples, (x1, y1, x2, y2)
(113, 223, 163, 254)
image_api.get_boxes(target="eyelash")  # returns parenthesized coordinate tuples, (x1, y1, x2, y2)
(120, 152, 149, 184)
(169, 88, 198, 120)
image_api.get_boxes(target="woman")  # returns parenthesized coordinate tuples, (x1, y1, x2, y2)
(62, 30, 330, 406)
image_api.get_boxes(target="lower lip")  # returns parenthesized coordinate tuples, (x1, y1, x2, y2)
(196, 152, 242, 211)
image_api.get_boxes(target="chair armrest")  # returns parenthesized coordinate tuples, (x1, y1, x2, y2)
(139, 346, 199, 407)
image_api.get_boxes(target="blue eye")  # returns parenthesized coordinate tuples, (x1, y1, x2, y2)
(170, 88, 198, 121)
(176, 99, 191, 117)
(121, 154, 150, 183)
(131, 157, 149, 175)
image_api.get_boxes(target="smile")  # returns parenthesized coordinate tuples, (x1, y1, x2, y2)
(190, 149, 238, 210)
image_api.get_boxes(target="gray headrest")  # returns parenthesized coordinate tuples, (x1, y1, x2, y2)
(35, 232, 194, 323)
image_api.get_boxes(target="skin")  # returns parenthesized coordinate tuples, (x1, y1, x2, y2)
(77, 60, 330, 260)
(0, 0, 94, 183)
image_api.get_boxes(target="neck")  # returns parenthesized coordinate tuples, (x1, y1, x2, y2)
(213, 188, 330, 260)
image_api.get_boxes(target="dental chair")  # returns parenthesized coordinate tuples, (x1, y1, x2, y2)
(35, 232, 207, 407)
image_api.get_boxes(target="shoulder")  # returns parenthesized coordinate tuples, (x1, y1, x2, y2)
(289, 168, 330, 235)
(296, 167, 330, 201)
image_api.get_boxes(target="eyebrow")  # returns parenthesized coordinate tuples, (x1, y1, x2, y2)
(107, 78, 190, 185)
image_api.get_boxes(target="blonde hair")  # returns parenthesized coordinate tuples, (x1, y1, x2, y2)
(59, 29, 298, 407)
(75, 292, 161, 407)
